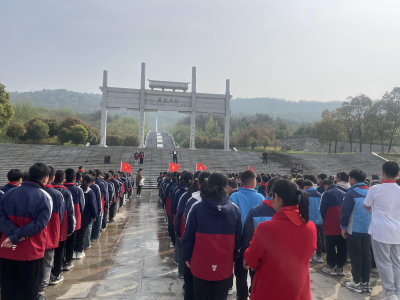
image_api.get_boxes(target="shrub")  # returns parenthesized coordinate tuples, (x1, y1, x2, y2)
(107, 135, 123, 146)
(6, 123, 26, 142)
(123, 134, 139, 146)
(209, 138, 224, 149)
(69, 125, 88, 145)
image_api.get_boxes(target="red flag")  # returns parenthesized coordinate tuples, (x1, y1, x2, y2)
(248, 165, 254, 171)
(127, 165, 132, 173)
(196, 163, 207, 171)
(169, 163, 180, 172)
(121, 162, 130, 172)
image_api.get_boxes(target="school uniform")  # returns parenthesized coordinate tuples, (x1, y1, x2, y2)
(64, 181, 85, 264)
(256, 183, 268, 197)
(240, 198, 276, 295)
(320, 185, 346, 269)
(244, 206, 316, 300)
(340, 183, 372, 284)
(75, 187, 97, 254)
(94, 178, 108, 235)
(305, 186, 324, 257)
(139, 151, 145, 164)
(52, 184, 75, 275)
(104, 180, 115, 226)
(108, 178, 121, 221)
(230, 187, 264, 300)
(0, 181, 52, 300)
(85, 183, 101, 249)
(0, 182, 19, 194)
(183, 196, 242, 300)
(134, 152, 139, 165)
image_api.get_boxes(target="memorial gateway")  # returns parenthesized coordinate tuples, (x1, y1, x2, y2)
(98, 63, 232, 150)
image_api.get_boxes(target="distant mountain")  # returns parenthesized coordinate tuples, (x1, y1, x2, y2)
(10, 90, 343, 123)
(231, 98, 343, 122)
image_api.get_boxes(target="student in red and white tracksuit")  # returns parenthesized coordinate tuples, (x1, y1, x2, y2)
(0, 163, 52, 300)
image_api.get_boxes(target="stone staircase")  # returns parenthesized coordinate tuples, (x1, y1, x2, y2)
(0, 144, 387, 188)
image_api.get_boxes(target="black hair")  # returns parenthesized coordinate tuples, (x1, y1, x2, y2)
(179, 171, 193, 188)
(322, 179, 334, 187)
(295, 178, 304, 190)
(303, 174, 318, 185)
(317, 173, 328, 180)
(94, 169, 102, 177)
(267, 177, 281, 196)
(240, 170, 256, 187)
(198, 171, 211, 186)
(22, 171, 30, 182)
(104, 172, 112, 181)
(303, 180, 313, 187)
(54, 170, 65, 184)
(88, 170, 96, 177)
(371, 174, 380, 180)
(29, 163, 50, 181)
(256, 176, 261, 183)
(382, 161, 400, 179)
(109, 170, 115, 175)
(296, 174, 303, 179)
(261, 174, 271, 184)
(349, 169, 366, 183)
(48, 166, 55, 179)
(65, 168, 76, 182)
(200, 172, 228, 201)
(227, 178, 238, 189)
(160, 172, 162, 176)
(336, 171, 349, 182)
(271, 179, 309, 223)
(396, 178, 400, 187)
(7, 169, 23, 182)
(81, 174, 93, 192)
(76, 172, 82, 181)
(78, 166, 83, 170)
(187, 170, 202, 197)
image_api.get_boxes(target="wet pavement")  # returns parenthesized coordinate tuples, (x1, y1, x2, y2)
(45, 190, 387, 300)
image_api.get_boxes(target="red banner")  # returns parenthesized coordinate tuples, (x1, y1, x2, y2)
(196, 163, 207, 171)
(169, 163, 180, 172)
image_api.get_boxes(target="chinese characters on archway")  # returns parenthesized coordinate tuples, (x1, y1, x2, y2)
(158, 98, 179, 105)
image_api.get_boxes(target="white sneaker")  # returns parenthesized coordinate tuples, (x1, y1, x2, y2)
(170, 242, 175, 248)
(346, 280, 362, 293)
(72, 251, 77, 259)
(382, 295, 399, 300)
(75, 252, 85, 259)
(228, 288, 233, 295)
(313, 255, 323, 263)
(322, 266, 337, 276)
(335, 267, 345, 276)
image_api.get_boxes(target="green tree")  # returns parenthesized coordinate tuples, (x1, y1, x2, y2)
(107, 135, 123, 146)
(382, 87, 400, 152)
(208, 138, 224, 149)
(6, 123, 26, 142)
(26, 120, 49, 141)
(365, 101, 391, 153)
(261, 135, 271, 150)
(0, 83, 15, 133)
(315, 115, 347, 153)
(12, 101, 40, 124)
(69, 125, 88, 145)
(43, 119, 60, 138)
(205, 116, 220, 139)
(123, 135, 139, 146)
(57, 128, 70, 145)
(249, 137, 258, 151)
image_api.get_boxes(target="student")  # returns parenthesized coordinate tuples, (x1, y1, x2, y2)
(134, 150, 139, 165)
(370, 174, 381, 187)
(73, 174, 97, 259)
(183, 172, 241, 300)
(317, 173, 328, 194)
(76, 172, 83, 186)
(262, 151, 268, 165)
(295, 178, 305, 190)
(297, 164, 303, 174)
(64, 168, 85, 268)
(255, 176, 261, 190)
(139, 150, 145, 164)
(243, 179, 316, 300)
(364, 161, 400, 299)
(0, 163, 52, 300)
(108, 170, 121, 222)
(84, 171, 101, 250)
(290, 164, 297, 174)
(230, 170, 264, 300)
(78, 166, 84, 173)
(136, 169, 144, 199)
(93, 169, 108, 238)
(257, 174, 270, 197)
(0, 169, 23, 194)
(38, 166, 65, 299)
(335, 171, 350, 192)
(319, 179, 347, 275)
(241, 177, 278, 292)
(52, 171, 76, 276)
(172, 148, 179, 163)
(304, 180, 324, 263)
(103, 173, 115, 228)
(340, 169, 372, 293)
(226, 178, 238, 196)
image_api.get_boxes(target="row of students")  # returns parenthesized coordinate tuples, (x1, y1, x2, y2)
(0, 164, 134, 300)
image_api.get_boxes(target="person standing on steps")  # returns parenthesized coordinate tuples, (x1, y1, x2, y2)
(262, 151, 268, 165)
(134, 151, 139, 165)
(172, 148, 179, 164)
(139, 150, 145, 165)
(136, 169, 144, 200)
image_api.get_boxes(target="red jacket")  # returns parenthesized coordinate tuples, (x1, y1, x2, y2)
(244, 206, 316, 300)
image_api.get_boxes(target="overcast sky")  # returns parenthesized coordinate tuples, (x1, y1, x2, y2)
(1, 0, 400, 102)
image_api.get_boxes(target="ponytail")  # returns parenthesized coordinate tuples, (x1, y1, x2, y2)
(200, 172, 228, 201)
(187, 170, 202, 197)
(81, 174, 93, 192)
(296, 190, 310, 223)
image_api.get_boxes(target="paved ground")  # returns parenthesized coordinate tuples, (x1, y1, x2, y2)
(43, 190, 387, 300)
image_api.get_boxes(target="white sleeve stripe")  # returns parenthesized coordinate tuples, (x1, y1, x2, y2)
(185, 200, 201, 226)
(40, 189, 53, 217)
(177, 192, 187, 209)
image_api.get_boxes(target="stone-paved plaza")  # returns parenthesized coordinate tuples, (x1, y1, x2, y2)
(41, 190, 387, 300)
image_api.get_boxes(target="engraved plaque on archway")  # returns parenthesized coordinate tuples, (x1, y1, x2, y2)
(99, 63, 231, 150)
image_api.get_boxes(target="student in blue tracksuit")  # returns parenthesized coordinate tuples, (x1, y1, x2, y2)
(0, 169, 23, 196)
(241, 177, 278, 292)
(84, 170, 102, 250)
(104, 173, 114, 229)
(94, 169, 108, 235)
(0, 163, 52, 300)
(317, 173, 328, 194)
(340, 169, 372, 293)
(73, 174, 97, 260)
(183, 172, 242, 300)
(230, 170, 264, 300)
(304, 180, 324, 263)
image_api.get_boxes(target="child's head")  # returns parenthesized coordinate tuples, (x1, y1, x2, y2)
(382, 161, 400, 180)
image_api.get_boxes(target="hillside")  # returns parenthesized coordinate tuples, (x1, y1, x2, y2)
(10, 89, 343, 123)
(231, 98, 343, 122)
